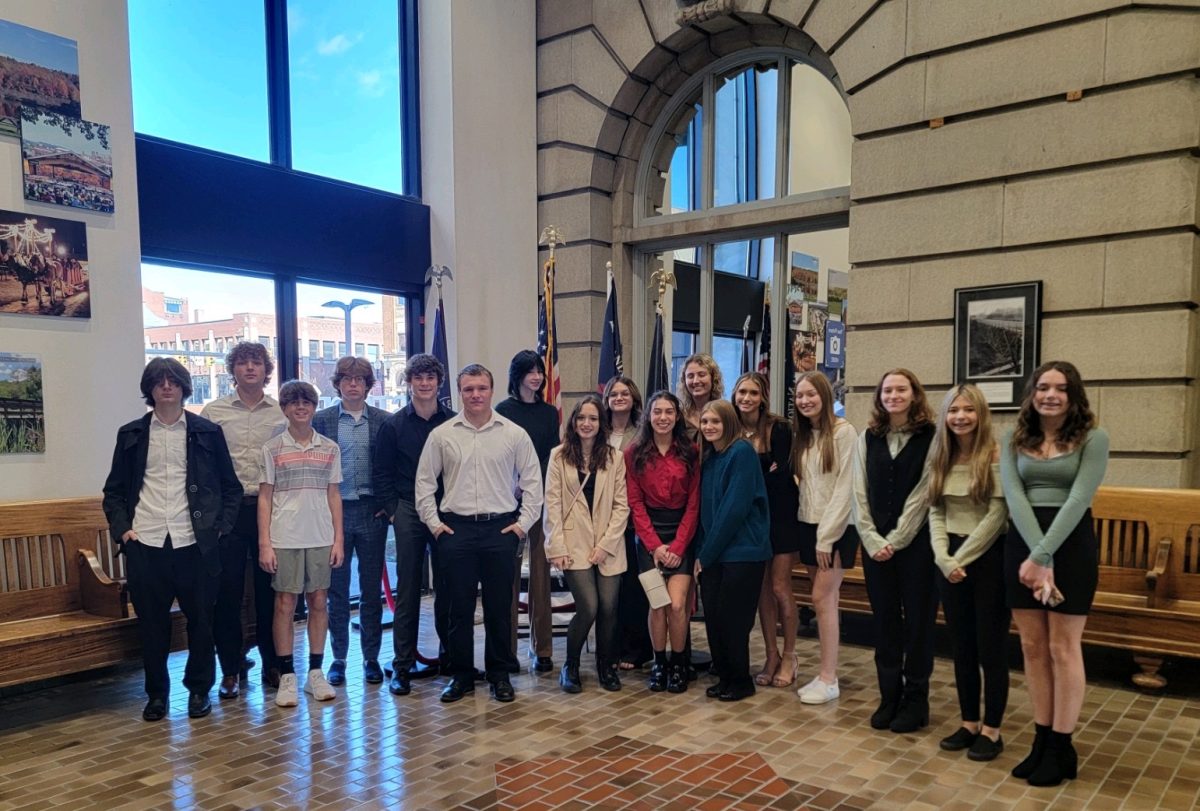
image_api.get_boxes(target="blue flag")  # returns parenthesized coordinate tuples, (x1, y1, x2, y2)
(431, 293, 452, 410)
(597, 268, 623, 390)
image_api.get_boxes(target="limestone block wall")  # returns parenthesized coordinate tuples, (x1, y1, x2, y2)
(534, 0, 1200, 487)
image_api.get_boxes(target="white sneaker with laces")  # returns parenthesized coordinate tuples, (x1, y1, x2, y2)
(275, 673, 299, 707)
(305, 668, 336, 701)
(797, 676, 840, 705)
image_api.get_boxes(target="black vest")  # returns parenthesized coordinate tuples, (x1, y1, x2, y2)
(864, 424, 934, 536)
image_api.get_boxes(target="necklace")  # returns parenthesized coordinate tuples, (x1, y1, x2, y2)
(742, 429, 756, 439)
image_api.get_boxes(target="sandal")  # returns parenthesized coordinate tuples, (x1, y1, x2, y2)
(771, 653, 798, 688)
(754, 658, 780, 687)
(618, 660, 638, 671)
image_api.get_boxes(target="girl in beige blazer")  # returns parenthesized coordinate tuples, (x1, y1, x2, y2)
(544, 395, 630, 693)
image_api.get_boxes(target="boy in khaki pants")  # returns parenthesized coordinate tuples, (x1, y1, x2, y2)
(258, 381, 345, 707)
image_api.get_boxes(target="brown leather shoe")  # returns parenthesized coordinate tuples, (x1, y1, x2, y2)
(218, 675, 239, 699)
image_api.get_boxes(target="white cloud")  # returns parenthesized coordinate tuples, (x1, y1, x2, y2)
(317, 32, 361, 56)
(356, 70, 385, 96)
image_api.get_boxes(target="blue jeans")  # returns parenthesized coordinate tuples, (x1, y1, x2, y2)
(327, 500, 387, 662)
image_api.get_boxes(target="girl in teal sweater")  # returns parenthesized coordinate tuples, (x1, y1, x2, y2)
(695, 400, 771, 702)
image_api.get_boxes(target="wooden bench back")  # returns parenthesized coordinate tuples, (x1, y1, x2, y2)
(1092, 487, 1200, 606)
(0, 497, 114, 621)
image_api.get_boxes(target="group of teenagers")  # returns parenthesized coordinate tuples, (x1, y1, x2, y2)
(103, 338, 1107, 791)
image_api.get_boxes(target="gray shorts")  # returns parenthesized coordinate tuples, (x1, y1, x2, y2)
(272, 546, 333, 594)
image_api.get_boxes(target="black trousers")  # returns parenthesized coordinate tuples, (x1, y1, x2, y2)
(213, 500, 276, 677)
(391, 499, 449, 671)
(861, 534, 939, 703)
(439, 515, 519, 681)
(125, 537, 218, 699)
(936, 537, 1010, 727)
(617, 524, 653, 666)
(700, 560, 766, 690)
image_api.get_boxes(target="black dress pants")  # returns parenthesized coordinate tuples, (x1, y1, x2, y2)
(439, 515, 520, 681)
(861, 534, 939, 703)
(391, 499, 449, 672)
(936, 537, 1010, 727)
(213, 500, 275, 676)
(700, 560, 766, 690)
(125, 537, 218, 699)
(617, 524, 653, 666)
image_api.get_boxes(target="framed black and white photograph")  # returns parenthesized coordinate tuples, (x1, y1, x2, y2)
(953, 281, 1042, 410)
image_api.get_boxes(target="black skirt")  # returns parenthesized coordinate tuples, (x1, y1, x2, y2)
(636, 505, 694, 578)
(1004, 506, 1097, 615)
(797, 521, 858, 569)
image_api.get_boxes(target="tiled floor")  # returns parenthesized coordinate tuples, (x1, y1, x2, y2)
(1, 601, 1198, 811)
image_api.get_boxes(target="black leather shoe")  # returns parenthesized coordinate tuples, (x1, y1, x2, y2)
(327, 660, 347, 686)
(870, 700, 898, 730)
(364, 659, 384, 684)
(939, 726, 978, 752)
(532, 655, 554, 673)
(491, 679, 516, 702)
(187, 692, 212, 719)
(718, 684, 755, 702)
(647, 663, 668, 692)
(440, 678, 475, 703)
(596, 662, 621, 692)
(473, 668, 488, 681)
(218, 675, 240, 700)
(560, 663, 582, 693)
(388, 671, 412, 696)
(706, 681, 729, 698)
(967, 734, 1004, 762)
(262, 667, 282, 689)
(142, 697, 167, 722)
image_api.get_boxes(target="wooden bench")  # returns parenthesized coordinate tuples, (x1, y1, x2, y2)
(0, 497, 185, 689)
(791, 486, 1200, 689)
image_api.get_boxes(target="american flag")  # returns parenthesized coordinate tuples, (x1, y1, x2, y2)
(536, 259, 562, 417)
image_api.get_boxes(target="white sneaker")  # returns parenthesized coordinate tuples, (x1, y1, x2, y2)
(797, 676, 840, 705)
(275, 673, 299, 707)
(305, 668, 336, 701)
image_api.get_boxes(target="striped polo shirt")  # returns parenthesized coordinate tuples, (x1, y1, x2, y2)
(262, 429, 343, 549)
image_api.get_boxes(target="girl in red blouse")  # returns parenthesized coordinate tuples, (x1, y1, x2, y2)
(624, 390, 701, 694)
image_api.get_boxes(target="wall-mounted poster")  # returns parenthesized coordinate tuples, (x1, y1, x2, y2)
(0, 209, 89, 318)
(0, 20, 80, 138)
(954, 282, 1042, 410)
(21, 108, 113, 213)
(0, 352, 44, 454)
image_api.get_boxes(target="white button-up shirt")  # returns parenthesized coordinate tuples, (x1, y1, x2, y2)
(415, 411, 543, 535)
(132, 413, 196, 549)
(201, 392, 286, 496)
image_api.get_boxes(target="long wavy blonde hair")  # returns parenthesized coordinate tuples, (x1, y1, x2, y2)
(928, 384, 996, 506)
(677, 353, 723, 424)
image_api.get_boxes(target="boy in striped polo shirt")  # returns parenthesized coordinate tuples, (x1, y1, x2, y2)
(258, 381, 345, 708)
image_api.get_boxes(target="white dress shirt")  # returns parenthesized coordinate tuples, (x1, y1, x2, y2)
(415, 411, 543, 535)
(132, 413, 196, 549)
(201, 392, 286, 496)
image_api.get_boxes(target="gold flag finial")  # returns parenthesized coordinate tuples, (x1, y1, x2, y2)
(539, 225, 566, 261)
(648, 265, 677, 315)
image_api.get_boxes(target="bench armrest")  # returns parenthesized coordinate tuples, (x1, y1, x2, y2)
(77, 549, 128, 619)
(1145, 538, 1171, 608)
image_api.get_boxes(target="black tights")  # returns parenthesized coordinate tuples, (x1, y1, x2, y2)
(562, 568, 620, 664)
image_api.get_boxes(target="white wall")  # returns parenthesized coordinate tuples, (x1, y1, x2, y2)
(0, 0, 144, 502)
(420, 0, 537, 398)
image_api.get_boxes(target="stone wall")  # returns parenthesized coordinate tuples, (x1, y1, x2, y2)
(535, 0, 1200, 487)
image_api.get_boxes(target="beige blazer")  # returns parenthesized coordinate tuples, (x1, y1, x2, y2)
(543, 445, 629, 575)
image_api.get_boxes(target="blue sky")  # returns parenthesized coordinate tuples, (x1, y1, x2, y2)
(0, 20, 78, 75)
(128, 0, 402, 192)
(0, 354, 40, 383)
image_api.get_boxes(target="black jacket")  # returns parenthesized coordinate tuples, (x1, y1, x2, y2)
(101, 411, 243, 574)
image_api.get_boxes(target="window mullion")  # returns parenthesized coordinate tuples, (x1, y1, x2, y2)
(699, 244, 714, 354)
(776, 57, 789, 200)
(701, 75, 715, 211)
(264, 0, 292, 168)
(770, 231, 787, 415)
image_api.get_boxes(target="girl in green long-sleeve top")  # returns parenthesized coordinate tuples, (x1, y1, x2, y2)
(1000, 361, 1109, 789)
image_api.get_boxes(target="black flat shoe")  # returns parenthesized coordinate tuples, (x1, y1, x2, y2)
(327, 660, 347, 686)
(142, 697, 167, 722)
(532, 655, 554, 673)
(596, 663, 621, 692)
(187, 692, 211, 719)
(364, 659, 384, 684)
(218, 675, 240, 700)
(440, 678, 475, 703)
(560, 663, 582, 694)
(706, 681, 729, 698)
(388, 672, 412, 696)
(718, 684, 755, 702)
(939, 726, 978, 752)
(968, 734, 1004, 762)
(262, 668, 282, 689)
(490, 679, 516, 702)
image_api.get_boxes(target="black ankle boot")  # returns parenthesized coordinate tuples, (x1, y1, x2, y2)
(889, 693, 929, 733)
(870, 699, 898, 730)
(596, 661, 621, 692)
(1011, 724, 1050, 779)
(1027, 731, 1077, 787)
(559, 661, 582, 694)
(648, 661, 668, 692)
(666, 660, 688, 693)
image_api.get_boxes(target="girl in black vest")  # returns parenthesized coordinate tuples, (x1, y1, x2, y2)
(852, 368, 937, 733)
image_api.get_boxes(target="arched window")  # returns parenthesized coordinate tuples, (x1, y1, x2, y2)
(632, 47, 851, 415)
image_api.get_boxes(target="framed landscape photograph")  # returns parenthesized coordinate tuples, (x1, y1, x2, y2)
(0, 352, 44, 454)
(0, 208, 90, 318)
(0, 20, 81, 138)
(20, 107, 113, 213)
(953, 281, 1042, 410)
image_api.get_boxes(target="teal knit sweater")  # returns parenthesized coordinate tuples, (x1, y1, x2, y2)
(697, 439, 772, 568)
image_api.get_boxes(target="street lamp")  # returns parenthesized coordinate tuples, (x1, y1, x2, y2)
(322, 298, 373, 356)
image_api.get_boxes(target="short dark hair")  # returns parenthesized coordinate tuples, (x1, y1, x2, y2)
(278, 380, 319, 408)
(331, 356, 375, 392)
(404, 353, 445, 384)
(457, 363, 494, 389)
(140, 357, 192, 406)
(225, 341, 275, 384)
(506, 349, 545, 399)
